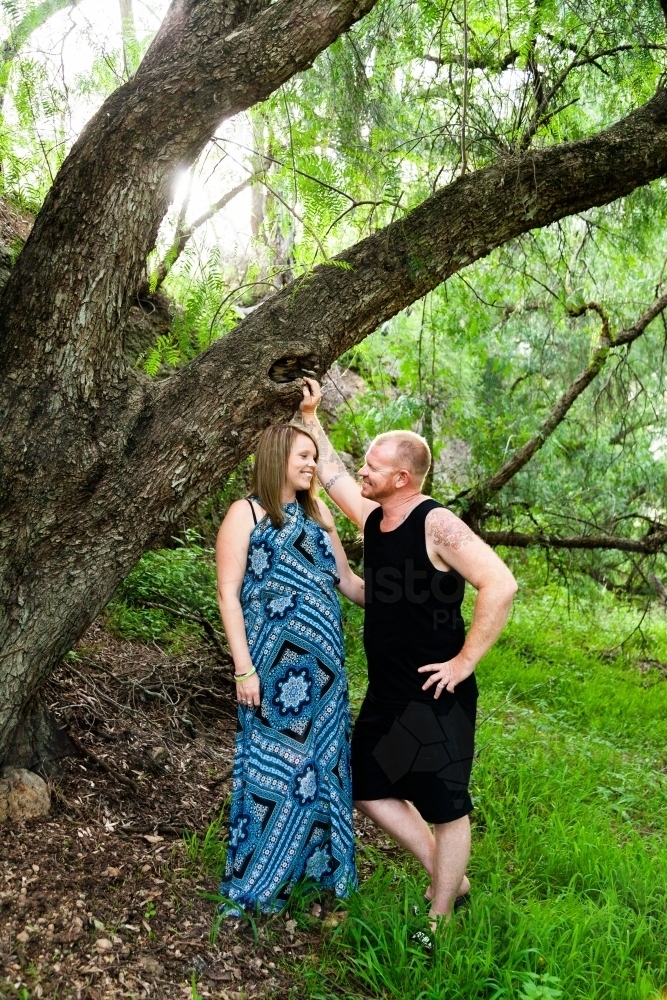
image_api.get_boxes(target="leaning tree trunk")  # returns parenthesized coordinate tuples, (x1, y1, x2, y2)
(1, 0, 667, 765)
(0, 0, 380, 765)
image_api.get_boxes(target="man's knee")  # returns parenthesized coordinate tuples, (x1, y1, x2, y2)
(354, 797, 396, 815)
(354, 798, 378, 815)
(433, 814, 470, 834)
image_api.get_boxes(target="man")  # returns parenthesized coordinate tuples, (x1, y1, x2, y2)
(295, 378, 517, 920)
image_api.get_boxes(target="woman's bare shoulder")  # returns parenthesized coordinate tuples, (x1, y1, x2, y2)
(228, 498, 255, 516)
(315, 497, 336, 528)
(218, 498, 256, 535)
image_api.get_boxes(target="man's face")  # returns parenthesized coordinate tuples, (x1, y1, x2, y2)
(358, 443, 402, 500)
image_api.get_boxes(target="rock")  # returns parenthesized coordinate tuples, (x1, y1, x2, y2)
(95, 938, 113, 953)
(0, 767, 50, 821)
(16, 930, 30, 944)
(138, 955, 164, 976)
(320, 363, 366, 419)
(208, 969, 233, 982)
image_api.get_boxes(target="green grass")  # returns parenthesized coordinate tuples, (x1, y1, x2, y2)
(294, 584, 667, 1000)
(142, 544, 667, 998)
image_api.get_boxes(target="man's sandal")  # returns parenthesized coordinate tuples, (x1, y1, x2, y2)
(421, 892, 470, 910)
(410, 929, 433, 949)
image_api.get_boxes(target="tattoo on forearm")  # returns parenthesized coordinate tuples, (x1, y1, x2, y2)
(324, 471, 349, 491)
(426, 509, 475, 549)
(300, 416, 348, 478)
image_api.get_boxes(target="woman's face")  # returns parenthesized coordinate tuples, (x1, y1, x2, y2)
(285, 434, 317, 494)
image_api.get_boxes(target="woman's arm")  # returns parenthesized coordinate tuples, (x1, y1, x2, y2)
(215, 500, 261, 707)
(316, 499, 365, 607)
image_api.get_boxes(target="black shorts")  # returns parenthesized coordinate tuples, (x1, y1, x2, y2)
(351, 683, 477, 825)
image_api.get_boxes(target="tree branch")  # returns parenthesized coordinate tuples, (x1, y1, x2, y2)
(456, 289, 667, 513)
(149, 176, 254, 292)
(133, 88, 667, 518)
(423, 48, 520, 72)
(478, 528, 667, 555)
(0, 0, 379, 384)
(119, 0, 139, 79)
(649, 573, 667, 605)
(519, 42, 667, 150)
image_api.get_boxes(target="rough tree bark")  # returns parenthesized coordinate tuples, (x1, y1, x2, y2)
(1, 0, 667, 764)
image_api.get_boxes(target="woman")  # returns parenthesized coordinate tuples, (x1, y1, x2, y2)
(216, 421, 364, 914)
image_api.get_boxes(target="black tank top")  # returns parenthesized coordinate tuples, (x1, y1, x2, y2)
(363, 498, 471, 704)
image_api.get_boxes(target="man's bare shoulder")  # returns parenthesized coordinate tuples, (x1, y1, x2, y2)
(425, 506, 476, 549)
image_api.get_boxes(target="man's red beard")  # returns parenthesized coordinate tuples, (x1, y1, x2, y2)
(360, 479, 395, 502)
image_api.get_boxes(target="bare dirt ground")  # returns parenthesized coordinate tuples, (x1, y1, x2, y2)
(0, 622, 354, 1000)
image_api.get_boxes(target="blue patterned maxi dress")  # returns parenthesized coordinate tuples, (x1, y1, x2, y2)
(219, 499, 357, 914)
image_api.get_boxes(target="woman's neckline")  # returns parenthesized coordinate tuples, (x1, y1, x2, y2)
(248, 497, 299, 525)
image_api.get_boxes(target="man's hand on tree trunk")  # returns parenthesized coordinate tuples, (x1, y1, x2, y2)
(294, 378, 366, 527)
(296, 378, 350, 490)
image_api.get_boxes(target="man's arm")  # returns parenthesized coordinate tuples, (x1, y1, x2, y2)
(294, 378, 377, 529)
(419, 507, 518, 696)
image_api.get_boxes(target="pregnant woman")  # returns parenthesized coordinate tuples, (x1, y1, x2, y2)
(216, 421, 364, 914)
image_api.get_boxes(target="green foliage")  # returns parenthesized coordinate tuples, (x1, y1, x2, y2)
(106, 531, 218, 648)
(183, 807, 228, 877)
(189, 970, 203, 1000)
(142, 248, 241, 374)
(324, 177, 667, 588)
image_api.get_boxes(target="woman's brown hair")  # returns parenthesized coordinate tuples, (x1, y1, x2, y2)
(250, 424, 329, 531)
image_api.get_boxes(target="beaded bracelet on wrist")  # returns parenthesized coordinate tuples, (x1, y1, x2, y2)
(234, 666, 257, 682)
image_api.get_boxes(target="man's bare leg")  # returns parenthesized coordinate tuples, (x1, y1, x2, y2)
(429, 815, 471, 918)
(355, 798, 469, 900)
(355, 798, 435, 871)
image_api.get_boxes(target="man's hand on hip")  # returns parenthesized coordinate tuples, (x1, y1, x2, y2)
(418, 654, 476, 697)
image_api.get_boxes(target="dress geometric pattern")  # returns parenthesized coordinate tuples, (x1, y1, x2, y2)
(219, 499, 357, 914)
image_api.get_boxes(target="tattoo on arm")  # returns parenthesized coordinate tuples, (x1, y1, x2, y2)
(324, 471, 348, 491)
(426, 509, 475, 549)
(299, 415, 317, 434)
(295, 412, 350, 483)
